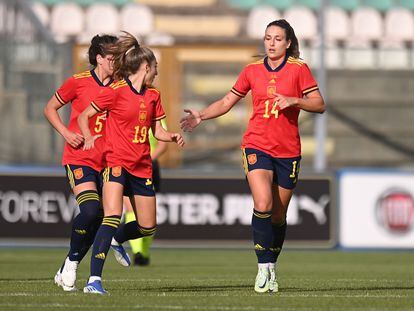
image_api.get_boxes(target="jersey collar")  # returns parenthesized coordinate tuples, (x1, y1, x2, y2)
(125, 76, 146, 95)
(90, 69, 113, 87)
(264, 55, 288, 72)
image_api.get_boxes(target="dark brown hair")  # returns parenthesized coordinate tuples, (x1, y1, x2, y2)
(107, 31, 156, 80)
(266, 19, 300, 58)
(88, 34, 118, 67)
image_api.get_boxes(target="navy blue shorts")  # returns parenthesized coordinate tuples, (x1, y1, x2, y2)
(242, 148, 301, 189)
(102, 166, 155, 197)
(65, 164, 102, 192)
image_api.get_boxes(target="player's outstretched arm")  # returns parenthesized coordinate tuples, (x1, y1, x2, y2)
(180, 91, 240, 132)
(44, 96, 84, 148)
(152, 120, 185, 147)
(77, 105, 101, 150)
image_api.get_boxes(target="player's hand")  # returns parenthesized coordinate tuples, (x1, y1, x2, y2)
(83, 134, 102, 150)
(63, 130, 84, 148)
(171, 133, 185, 147)
(180, 109, 202, 132)
(275, 93, 296, 110)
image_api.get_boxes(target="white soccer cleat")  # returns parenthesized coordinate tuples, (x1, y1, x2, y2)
(54, 268, 77, 292)
(254, 266, 270, 293)
(60, 257, 78, 289)
(269, 266, 278, 293)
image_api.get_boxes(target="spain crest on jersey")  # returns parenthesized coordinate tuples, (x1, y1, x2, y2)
(112, 166, 122, 177)
(74, 168, 84, 179)
(247, 154, 257, 165)
(267, 85, 277, 98)
(139, 111, 147, 123)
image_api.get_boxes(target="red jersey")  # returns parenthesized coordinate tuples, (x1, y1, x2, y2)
(91, 78, 166, 178)
(56, 70, 112, 172)
(232, 56, 318, 158)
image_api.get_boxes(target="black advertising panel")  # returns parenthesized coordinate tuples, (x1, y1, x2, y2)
(0, 174, 333, 246)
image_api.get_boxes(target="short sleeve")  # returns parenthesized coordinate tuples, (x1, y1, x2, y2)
(90, 87, 116, 112)
(55, 76, 77, 105)
(299, 64, 319, 96)
(153, 92, 166, 121)
(231, 67, 251, 98)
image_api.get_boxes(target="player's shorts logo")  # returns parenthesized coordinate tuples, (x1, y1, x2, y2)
(145, 179, 152, 186)
(139, 111, 147, 123)
(247, 154, 257, 165)
(112, 166, 122, 177)
(74, 168, 84, 179)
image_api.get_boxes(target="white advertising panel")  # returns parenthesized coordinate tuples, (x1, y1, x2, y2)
(339, 170, 414, 248)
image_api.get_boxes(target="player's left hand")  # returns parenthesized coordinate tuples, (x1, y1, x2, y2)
(171, 133, 185, 147)
(275, 93, 296, 110)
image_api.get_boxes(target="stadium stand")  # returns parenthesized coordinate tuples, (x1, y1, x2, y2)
(398, 0, 414, 10)
(384, 7, 414, 43)
(246, 5, 281, 39)
(262, 0, 294, 11)
(361, 0, 393, 11)
(50, 2, 84, 41)
(227, 0, 258, 10)
(84, 3, 119, 35)
(329, 0, 360, 11)
(296, 0, 321, 10)
(283, 6, 317, 42)
(120, 3, 154, 37)
(29, 1, 49, 27)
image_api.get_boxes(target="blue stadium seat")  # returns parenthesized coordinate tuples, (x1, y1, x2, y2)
(330, 0, 360, 11)
(263, 0, 294, 11)
(361, 0, 393, 11)
(296, 0, 321, 10)
(398, 0, 414, 10)
(227, 0, 258, 10)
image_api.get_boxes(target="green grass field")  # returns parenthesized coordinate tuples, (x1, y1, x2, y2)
(0, 248, 413, 310)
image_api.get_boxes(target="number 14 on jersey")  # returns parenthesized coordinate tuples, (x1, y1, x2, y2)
(263, 100, 279, 119)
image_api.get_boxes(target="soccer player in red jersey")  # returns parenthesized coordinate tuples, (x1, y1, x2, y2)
(78, 32, 184, 295)
(181, 19, 325, 293)
(44, 34, 118, 292)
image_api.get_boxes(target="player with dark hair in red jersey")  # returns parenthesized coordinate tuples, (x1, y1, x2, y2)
(78, 32, 184, 295)
(44, 34, 118, 292)
(181, 19, 325, 293)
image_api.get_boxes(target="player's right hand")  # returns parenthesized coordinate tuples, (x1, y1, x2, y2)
(64, 130, 84, 148)
(83, 135, 102, 151)
(180, 109, 202, 132)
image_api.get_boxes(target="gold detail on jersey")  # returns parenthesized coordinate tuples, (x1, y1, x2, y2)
(95, 253, 106, 260)
(267, 86, 277, 98)
(73, 71, 92, 79)
(74, 168, 84, 180)
(147, 87, 160, 94)
(287, 57, 304, 66)
(75, 229, 87, 235)
(94, 113, 105, 133)
(112, 166, 122, 177)
(269, 79, 276, 84)
(303, 86, 319, 95)
(55, 92, 66, 105)
(111, 80, 128, 90)
(133, 125, 147, 143)
(263, 100, 279, 119)
(154, 114, 166, 121)
(246, 59, 264, 67)
(139, 111, 147, 123)
(139, 100, 146, 108)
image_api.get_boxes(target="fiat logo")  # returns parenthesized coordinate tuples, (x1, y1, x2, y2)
(376, 189, 414, 234)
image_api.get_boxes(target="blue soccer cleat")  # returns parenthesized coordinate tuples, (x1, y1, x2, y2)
(83, 280, 107, 295)
(111, 241, 131, 267)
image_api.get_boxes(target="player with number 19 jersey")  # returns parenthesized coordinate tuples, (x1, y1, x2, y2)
(231, 56, 318, 158)
(56, 70, 112, 172)
(90, 77, 166, 179)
